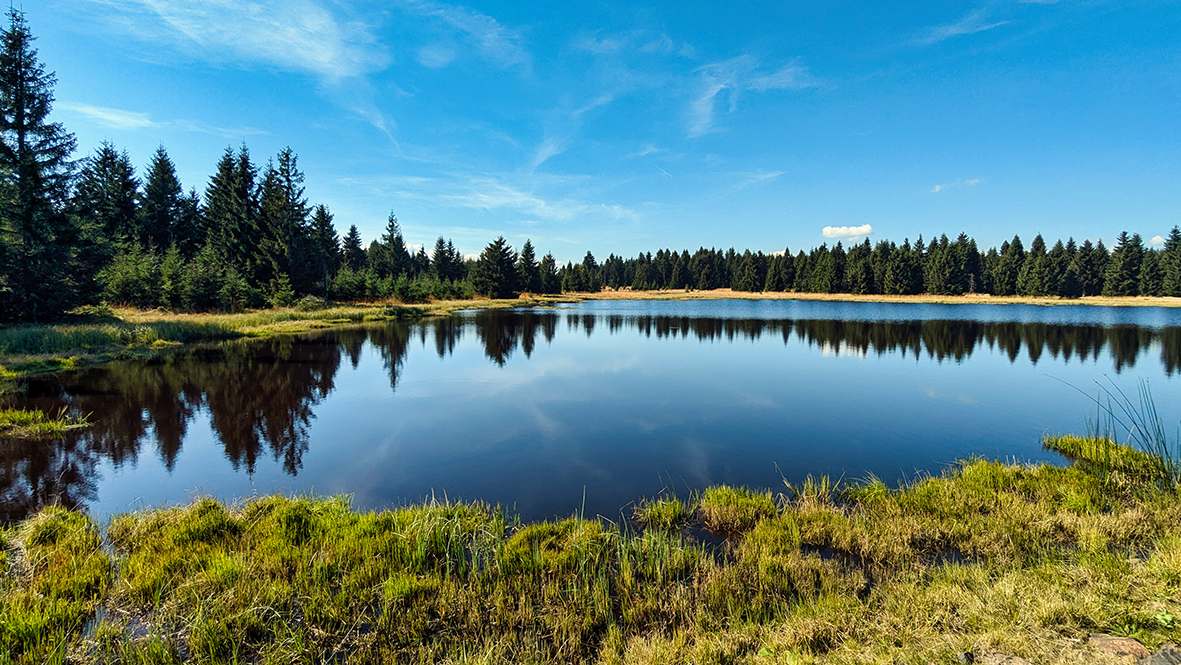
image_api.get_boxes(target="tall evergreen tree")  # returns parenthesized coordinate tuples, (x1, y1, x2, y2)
(539, 252, 560, 294)
(257, 147, 310, 289)
(516, 239, 541, 293)
(884, 240, 923, 295)
(203, 145, 260, 279)
(72, 142, 139, 288)
(0, 9, 80, 320)
(73, 142, 140, 246)
(1072, 239, 1106, 296)
(1162, 226, 1181, 297)
(371, 211, 410, 278)
(307, 204, 339, 297)
(141, 146, 183, 251)
(992, 235, 1025, 296)
(1103, 231, 1144, 296)
(1140, 250, 1164, 297)
(1017, 234, 1049, 296)
(471, 236, 518, 298)
(342, 225, 366, 271)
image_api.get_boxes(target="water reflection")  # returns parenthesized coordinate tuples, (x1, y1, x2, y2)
(2, 306, 1180, 522)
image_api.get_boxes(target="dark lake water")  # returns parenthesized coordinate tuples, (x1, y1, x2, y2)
(4, 299, 1181, 524)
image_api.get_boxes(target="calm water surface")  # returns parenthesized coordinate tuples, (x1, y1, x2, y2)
(4, 299, 1181, 523)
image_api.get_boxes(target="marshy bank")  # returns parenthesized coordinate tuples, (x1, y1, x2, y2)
(0, 297, 567, 382)
(2, 437, 1178, 665)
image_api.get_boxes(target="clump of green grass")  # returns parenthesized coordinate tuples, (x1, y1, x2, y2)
(0, 507, 112, 663)
(699, 485, 777, 535)
(0, 408, 90, 438)
(634, 494, 697, 532)
(1045, 435, 1165, 484)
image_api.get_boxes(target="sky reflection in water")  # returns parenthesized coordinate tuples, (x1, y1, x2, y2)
(4, 299, 1181, 523)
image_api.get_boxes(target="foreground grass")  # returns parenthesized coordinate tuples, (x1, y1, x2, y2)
(1, 437, 1178, 664)
(0, 297, 565, 382)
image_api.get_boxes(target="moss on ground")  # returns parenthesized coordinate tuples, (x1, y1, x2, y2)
(0, 438, 1178, 664)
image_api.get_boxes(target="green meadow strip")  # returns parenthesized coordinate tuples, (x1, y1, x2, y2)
(1, 438, 1178, 664)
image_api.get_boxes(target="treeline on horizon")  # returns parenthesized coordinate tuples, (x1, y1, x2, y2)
(2, 9, 1181, 325)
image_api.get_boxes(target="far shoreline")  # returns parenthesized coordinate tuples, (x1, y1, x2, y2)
(567, 288, 1181, 308)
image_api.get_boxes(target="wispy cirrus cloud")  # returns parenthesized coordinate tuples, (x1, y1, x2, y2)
(85, 0, 393, 132)
(917, 9, 1009, 46)
(94, 0, 389, 81)
(688, 56, 817, 138)
(402, 0, 531, 72)
(337, 172, 639, 227)
(58, 102, 266, 138)
(444, 177, 639, 224)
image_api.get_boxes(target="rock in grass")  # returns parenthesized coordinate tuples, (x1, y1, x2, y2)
(1141, 644, 1181, 665)
(1089, 634, 1151, 662)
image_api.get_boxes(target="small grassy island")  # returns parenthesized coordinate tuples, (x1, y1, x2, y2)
(1, 436, 1178, 664)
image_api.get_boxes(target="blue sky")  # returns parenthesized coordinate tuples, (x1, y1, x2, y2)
(29, 0, 1181, 261)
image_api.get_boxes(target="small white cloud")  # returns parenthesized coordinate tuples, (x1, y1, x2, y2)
(1150, 235, 1167, 247)
(822, 224, 874, 239)
(931, 178, 983, 193)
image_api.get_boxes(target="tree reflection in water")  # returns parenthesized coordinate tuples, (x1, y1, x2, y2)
(1, 311, 1178, 521)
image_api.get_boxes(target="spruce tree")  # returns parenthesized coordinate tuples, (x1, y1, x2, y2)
(307, 204, 339, 297)
(257, 148, 310, 289)
(1017, 234, 1048, 296)
(72, 142, 140, 291)
(342, 225, 366, 271)
(1162, 226, 1181, 297)
(73, 142, 140, 245)
(141, 146, 183, 251)
(516, 239, 541, 293)
(992, 235, 1025, 296)
(539, 252, 560, 294)
(204, 145, 260, 279)
(0, 8, 79, 320)
(471, 236, 518, 298)
(174, 188, 202, 256)
(375, 211, 410, 278)
(1103, 231, 1143, 296)
(1140, 250, 1163, 296)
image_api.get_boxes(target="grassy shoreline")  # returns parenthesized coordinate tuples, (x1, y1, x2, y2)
(0, 437, 1178, 664)
(3, 290, 1178, 384)
(578, 288, 1181, 308)
(0, 297, 567, 382)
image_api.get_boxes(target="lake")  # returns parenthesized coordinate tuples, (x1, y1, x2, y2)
(4, 298, 1181, 524)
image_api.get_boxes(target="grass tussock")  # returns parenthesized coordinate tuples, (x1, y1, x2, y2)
(0, 408, 90, 438)
(2, 444, 1180, 663)
(700, 485, 778, 535)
